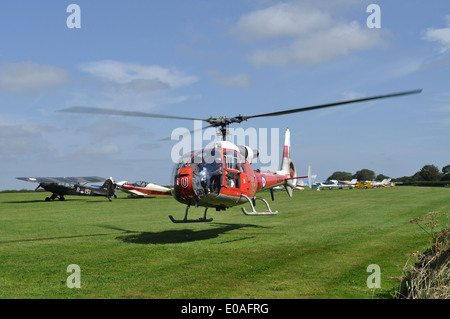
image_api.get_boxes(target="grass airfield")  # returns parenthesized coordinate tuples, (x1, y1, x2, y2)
(0, 186, 448, 299)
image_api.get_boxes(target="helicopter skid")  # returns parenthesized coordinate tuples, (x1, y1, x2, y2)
(169, 216, 213, 223)
(169, 206, 213, 223)
(240, 194, 278, 216)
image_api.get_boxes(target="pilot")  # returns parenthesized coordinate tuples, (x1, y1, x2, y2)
(199, 165, 210, 194)
(226, 171, 235, 188)
(210, 163, 223, 194)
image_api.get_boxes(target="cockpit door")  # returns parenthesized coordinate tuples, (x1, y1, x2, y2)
(176, 166, 198, 201)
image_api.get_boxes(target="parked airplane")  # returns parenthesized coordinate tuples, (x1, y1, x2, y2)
(273, 166, 314, 191)
(316, 179, 357, 191)
(16, 176, 115, 201)
(295, 172, 317, 191)
(354, 181, 371, 189)
(370, 179, 392, 188)
(117, 181, 171, 198)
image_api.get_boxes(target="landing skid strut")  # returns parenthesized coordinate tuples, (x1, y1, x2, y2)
(240, 194, 278, 216)
(169, 205, 213, 223)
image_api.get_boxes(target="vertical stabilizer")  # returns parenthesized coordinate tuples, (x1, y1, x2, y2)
(278, 128, 297, 197)
(102, 177, 115, 199)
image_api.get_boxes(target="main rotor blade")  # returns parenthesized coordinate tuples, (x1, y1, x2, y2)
(58, 106, 207, 122)
(244, 89, 422, 120)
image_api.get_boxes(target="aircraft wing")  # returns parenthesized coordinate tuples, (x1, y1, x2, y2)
(118, 182, 171, 196)
(144, 183, 171, 193)
(16, 176, 107, 184)
(121, 188, 148, 196)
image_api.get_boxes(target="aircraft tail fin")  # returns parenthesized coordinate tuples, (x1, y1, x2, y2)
(276, 128, 313, 196)
(279, 128, 297, 197)
(102, 178, 116, 198)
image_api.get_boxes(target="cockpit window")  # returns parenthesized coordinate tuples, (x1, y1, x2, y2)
(171, 148, 224, 198)
(134, 181, 147, 187)
(176, 151, 195, 167)
(224, 150, 245, 172)
(195, 149, 223, 196)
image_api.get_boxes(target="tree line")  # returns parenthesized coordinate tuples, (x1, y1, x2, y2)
(394, 164, 450, 186)
(327, 169, 388, 182)
(327, 164, 450, 186)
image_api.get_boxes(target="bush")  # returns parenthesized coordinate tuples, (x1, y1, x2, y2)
(397, 212, 450, 299)
(396, 181, 450, 187)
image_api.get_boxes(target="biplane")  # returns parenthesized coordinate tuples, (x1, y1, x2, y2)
(16, 176, 115, 201)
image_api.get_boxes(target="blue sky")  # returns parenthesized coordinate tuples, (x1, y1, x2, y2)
(1, 0, 450, 190)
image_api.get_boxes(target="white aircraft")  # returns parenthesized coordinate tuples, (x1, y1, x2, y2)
(316, 179, 357, 191)
(116, 180, 171, 198)
(295, 173, 317, 191)
(272, 165, 314, 191)
(369, 178, 391, 188)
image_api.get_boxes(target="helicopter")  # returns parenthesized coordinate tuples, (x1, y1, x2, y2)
(59, 88, 422, 223)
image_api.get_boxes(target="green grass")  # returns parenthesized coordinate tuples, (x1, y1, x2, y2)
(0, 186, 448, 299)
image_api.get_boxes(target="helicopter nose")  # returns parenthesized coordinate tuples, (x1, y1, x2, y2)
(176, 170, 198, 202)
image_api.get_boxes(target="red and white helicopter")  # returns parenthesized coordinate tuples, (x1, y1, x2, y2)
(60, 89, 421, 223)
(168, 127, 306, 222)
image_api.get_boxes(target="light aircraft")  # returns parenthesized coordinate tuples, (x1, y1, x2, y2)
(295, 179, 313, 191)
(316, 179, 357, 190)
(16, 176, 115, 201)
(355, 181, 371, 189)
(295, 174, 317, 191)
(59, 88, 421, 223)
(369, 178, 392, 188)
(117, 180, 171, 198)
(273, 165, 314, 191)
(296, 167, 316, 191)
(340, 179, 358, 189)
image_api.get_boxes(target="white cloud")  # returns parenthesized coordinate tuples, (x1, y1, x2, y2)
(209, 71, 251, 88)
(422, 15, 450, 53)
(384, 59, 422, 79)
(76, 120, 144, 140)
(430, 93, 450, 113)
(340, 90, 366, 100)
(79, 60, 198, 93)
(82, 143, 120, 156)
(0, 124, 50, 156)
(230, 2, 332, 41)
(0, 62, 71, 95)
(230, 2, 386, 67)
